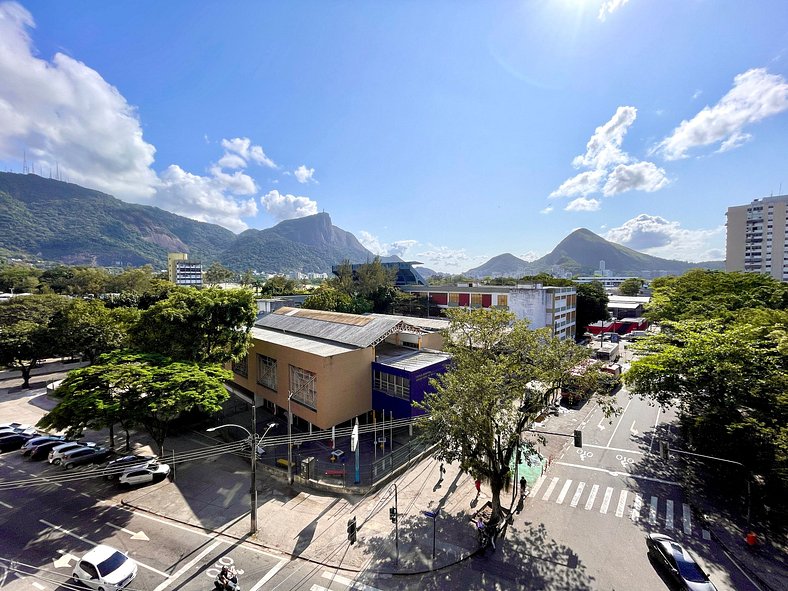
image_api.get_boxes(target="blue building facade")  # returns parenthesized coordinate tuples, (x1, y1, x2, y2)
(371, 351, 450, 419)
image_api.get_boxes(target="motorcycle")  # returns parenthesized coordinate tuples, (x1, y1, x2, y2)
(214, 566, 240, 591)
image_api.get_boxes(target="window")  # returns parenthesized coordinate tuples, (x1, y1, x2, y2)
(257, 354, 277, 391)
(374, 370, 410, 400)
(497, 294, 508, 308)
(289, 365, 317, 410)
(471, 293, 482, 307)
(232, 355, 248, 378)
(448, 292, 460, 305)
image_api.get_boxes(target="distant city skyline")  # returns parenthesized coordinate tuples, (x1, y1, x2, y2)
(1, 1, 787, 272)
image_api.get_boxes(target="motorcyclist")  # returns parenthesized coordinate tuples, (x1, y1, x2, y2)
(215, 565, 239, 591)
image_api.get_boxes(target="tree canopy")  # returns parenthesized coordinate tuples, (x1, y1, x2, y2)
(575, 281, 609, 337)
(617, 278, 643, 296)
(204, 262, 236, 286)
(416, 307, 608, 524)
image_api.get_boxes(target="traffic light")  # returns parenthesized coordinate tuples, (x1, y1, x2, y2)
(659, 439, 669, 460)
(573, 429, 583, 448)
(389, 507, 397, 523)
(347, 516, 357, 545)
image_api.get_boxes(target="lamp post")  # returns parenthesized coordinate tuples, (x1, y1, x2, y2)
(287, 392, 294, 485)
(207, 420, 276, 536)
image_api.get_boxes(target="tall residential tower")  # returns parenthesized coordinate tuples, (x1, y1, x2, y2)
(726, 195, 788, 282)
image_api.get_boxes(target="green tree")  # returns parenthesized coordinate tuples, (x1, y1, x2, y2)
(575, 281, 609, 338)
(261, 275, 297, 296)
(129, 288, 256, 363)
(204, 262, 235, 287)
(106, 266, 157, 294)
(53, 299, 135, 364)
(416, 308, 604, 524)
(0, 265, 40, 293)
(239, 269, 255, 287)
(302, 285, 353, 312)
(0, 294, 71, 387)
(617, 278, 643, 296)
(69, 267, 111, 295)
(39, 266, 76, 294)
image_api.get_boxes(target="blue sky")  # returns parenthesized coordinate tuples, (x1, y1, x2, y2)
(1, 1, 787, 272)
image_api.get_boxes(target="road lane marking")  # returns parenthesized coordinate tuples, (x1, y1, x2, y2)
(570, 482, 585, 508)
(599, 487, 614, 514)
(629, 421, 638, 436)
(248, 558, 287, 591)
(32, 583, 45, 590)
(630, 494, 642, 521)
(649, 497, 658, 525)
(584, 444, 644, 455)
(665, 500, 674, 529)
(542, 477, 559, 501)
(0, 500, 12, 508)
(649, 407, 662, 454)
(615, 490, 628, 517)
(321, 572, 383, 591)
(39, 519, 168, 577)
(555, 480, 572, 504)
(529, 475, 546, 498)
(107, 523, 149, 541)
(682, 503, 692, 535)
(719, 546, 765, 591)
(584, 485, 599, 510)
(554, 462, 680, 485)
(153, 540, 222, 591)
(606, 398, 633, 447)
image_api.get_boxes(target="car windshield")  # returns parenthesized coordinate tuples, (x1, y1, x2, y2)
(96, 551, 127, 576)
(675, 555, 707, 583)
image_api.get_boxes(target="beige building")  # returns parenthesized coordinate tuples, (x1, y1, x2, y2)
(230, 308, 448, 431)
(167, 252, 203, 287)
(726, 195, 788, 281)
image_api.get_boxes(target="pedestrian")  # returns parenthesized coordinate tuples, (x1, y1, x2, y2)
(520, 476, 527, 497)
(474, 478, 481, 496)
(438, 462, 445, 482)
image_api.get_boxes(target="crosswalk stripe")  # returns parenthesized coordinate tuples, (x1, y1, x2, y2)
(649, 496, 658, 524)
(542, 477, 559, 501)
(682, 503, 692, 535)
(555, 480, 573, 504)
(666, 500, 674, 529)
(600, 486, 614, 514)
(584, 484, 599, 510)
(615, 490, 628, 517)
(530, 475, 546, 498)
(570, 482, 585, 507)
(630, 494, 642, 521)
(321, 572, 383, 591)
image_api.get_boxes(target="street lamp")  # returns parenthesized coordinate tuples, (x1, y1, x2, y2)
(207, 420, 276, 536)
(287, 393, 294, 485)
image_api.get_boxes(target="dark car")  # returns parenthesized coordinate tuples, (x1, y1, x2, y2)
(0, 432, 38, 452)
(646, 533, 718, 591)
(27, 438, 73, 460)
(61, 447, 113, 470)
(102, 455, 158, 480)
(21, 435, 66, 455)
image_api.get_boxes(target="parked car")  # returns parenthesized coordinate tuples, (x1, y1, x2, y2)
(22, 435, 65, 454)
(646, 533, 717, 590)
(103, 455, 158, 480)
(0, 432, 39, 452)
(49, 441, 96, 465)
(0, 425, 36, 437)
(118, 463, 170, 487)
(27, 438, 73, 460)
(72, 544, 137, 591)
(61, 446, 112, 469)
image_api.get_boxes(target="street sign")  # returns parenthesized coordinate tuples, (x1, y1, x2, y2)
(350, 422, 358, 452)
(423, 509, 440, 519)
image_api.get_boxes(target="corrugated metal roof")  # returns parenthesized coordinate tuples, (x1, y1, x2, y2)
(250, 326, 357, 357)
(255, 307, 426, 348)
(377, 349, 451, 371)
(367, 313, 450, 332)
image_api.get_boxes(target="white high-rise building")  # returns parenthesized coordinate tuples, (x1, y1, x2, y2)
(726, 195, 788, 281)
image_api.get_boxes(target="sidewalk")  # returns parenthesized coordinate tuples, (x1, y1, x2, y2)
(122, 442, 483, 574)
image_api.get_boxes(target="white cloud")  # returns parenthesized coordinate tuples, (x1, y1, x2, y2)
(217, 153, 247, 170)
(656, 68, 788, 160)
(357, 232, 418, 258)
(294, 164, 315, 183)
(571, 106, 636, 170)
(551, 106, 669, 205)
(0, 2, 158, 200)
(208, 165, 257, 195)
(565, 197, 601, 212)
(414, 244, 484, 273)
(220, 137, 277, 169)
(598, 0, 630, 22)
(157, 165, 258, 233)
(603, 161, 668, 196)
(604, 214, 724, 262)
(519, 251, 540, 262)
(540, 205, 554, 214)
(550, 169, 606, 198)
(692, 89, 702, 100)
(261, 189, 318, 221)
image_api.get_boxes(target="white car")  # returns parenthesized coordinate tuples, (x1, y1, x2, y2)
(118, 462, 170, 486)
(48, 441, 95, 465)
(72, 545, 137, 591)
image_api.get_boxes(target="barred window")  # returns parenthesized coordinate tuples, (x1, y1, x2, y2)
(373, 370, 410, 400)
(471, 293, 482, 307)
(257, 354, 277, 391)
(289, 365, 317, 410)
(448, 292, 459, 305)
(497, 294, 508, 308)
(232, 355, 248, 378)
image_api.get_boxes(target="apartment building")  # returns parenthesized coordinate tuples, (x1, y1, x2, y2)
(167, 252, 203, 287)
(726, 195, 788, 281)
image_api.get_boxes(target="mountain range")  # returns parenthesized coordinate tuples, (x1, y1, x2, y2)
(0, 172, 722, 276)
